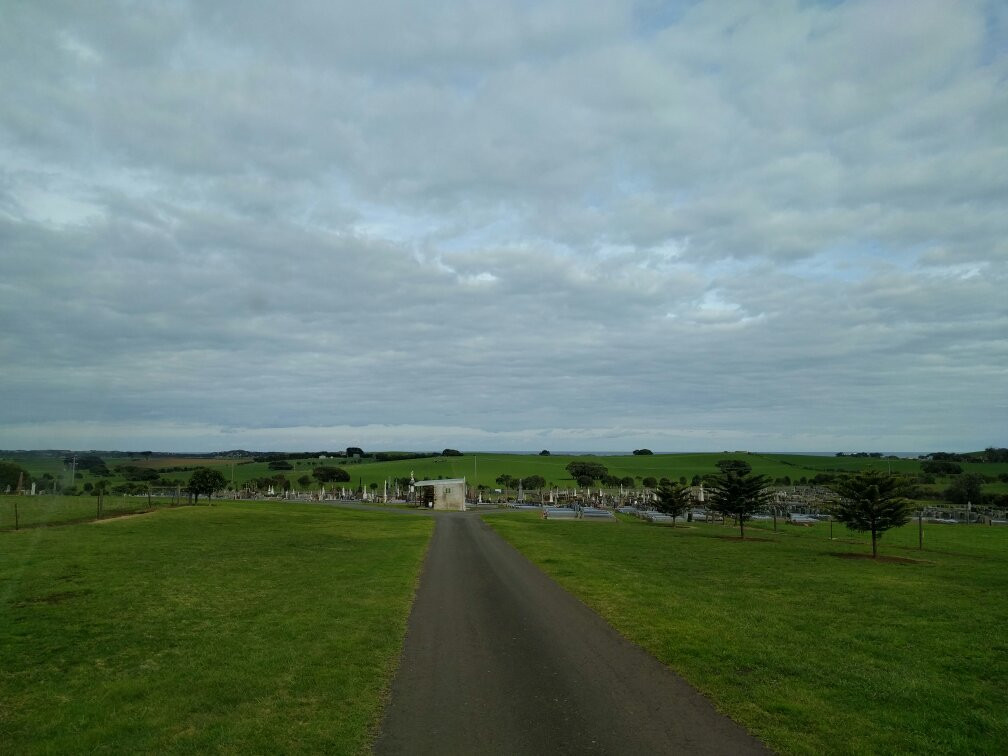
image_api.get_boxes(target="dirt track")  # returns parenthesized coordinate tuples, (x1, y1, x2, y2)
(374, 513, 768, 755)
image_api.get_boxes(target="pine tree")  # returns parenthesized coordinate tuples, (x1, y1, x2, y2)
(706, 461, 772, 539)
(655, 481, 692, 527)
(830, 470, 911, 558)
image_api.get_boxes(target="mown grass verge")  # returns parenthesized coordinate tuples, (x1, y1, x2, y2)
(486, 513, 1008, 754)
(1, 494, 180, 530)
(0, 502, 433, 754)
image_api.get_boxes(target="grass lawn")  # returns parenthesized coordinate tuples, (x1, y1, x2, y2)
(0, 502, 433, 754)
(1, 494, 176, 530)
(486, 512, 1008, 755)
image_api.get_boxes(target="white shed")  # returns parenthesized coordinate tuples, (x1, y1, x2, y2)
(413, 478, 467, 511)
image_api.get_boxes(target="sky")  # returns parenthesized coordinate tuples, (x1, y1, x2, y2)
(1, 0, 1006, 454)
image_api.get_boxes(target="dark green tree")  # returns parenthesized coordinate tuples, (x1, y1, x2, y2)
(944, 472, 984, 509)
(830, 471, 912, 557)
(187, 467, 227, 505)
(565, 461, 608, 482)
(539, 449, 551, 456)
(313, 466, 350, 483)
(521, 475, 547, 490)
(715, 459, 751, 475)
(0, 461, 31, 492)
(706, 461, 771, 539)
(655, 482, 692, 527)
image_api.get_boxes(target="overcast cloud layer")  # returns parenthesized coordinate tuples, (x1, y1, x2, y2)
(1, 0, 1006, 453)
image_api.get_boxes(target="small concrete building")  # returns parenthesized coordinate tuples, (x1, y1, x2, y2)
(413, 478, 467, 511)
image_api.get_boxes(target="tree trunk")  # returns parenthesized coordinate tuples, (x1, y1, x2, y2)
(871, 529, 877, 558)
(672, 514, 676, 528)
(739, 515, 745, 539)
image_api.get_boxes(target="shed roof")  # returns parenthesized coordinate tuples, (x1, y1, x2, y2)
(414, 478, 466, 487)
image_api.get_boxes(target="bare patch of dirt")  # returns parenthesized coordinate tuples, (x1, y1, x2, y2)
(91, 510, 156, 524)
(15, 589, 92, 607)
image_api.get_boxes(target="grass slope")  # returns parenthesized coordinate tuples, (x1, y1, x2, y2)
(0, 502, 433, 754)
(486, 513, 1008, 754)
(11, 452, 1008, 497)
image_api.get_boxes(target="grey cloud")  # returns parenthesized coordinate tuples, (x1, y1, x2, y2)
(1, 0, 1005, 452)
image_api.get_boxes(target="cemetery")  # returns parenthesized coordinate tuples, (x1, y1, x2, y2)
(2, 450, 1007, 753)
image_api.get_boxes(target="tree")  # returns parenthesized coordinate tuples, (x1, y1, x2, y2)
(441, 448, 463, 456)
(539, 449, 551, 456)
(346, 447, 364, 458)
(297, 474, 312, 488)
(313, 466, 350, 483)
(632, 448, 654, 455)
(830, 471, 911, 557)
(655, 482, 692, 527)
(565, 461, 608, 482)
(944, 473, 984, 508)
(642, 476, 658, 488)
(715, 459, 751, 475)
(187, 467, 226, 505)
(521, 475, 546, 490)
(0, 461, 31, 492)
(706, 461, 772, 539)
(921, 460, 962, 476)
(496, 474, 517, 488)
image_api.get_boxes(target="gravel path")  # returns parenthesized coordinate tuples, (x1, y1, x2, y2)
(374, 513, 769, 755)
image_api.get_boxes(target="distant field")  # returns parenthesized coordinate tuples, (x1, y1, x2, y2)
(8, 452, 1007, 503)
(0, 502, 433, 753)
(486, 512, 1008, 754)
(116, 456, 237, 469)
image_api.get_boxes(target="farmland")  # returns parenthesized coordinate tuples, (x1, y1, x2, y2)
(7, 451, 1007, 505)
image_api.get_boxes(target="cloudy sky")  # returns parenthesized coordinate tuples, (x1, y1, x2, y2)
(1, 1, 1006, 453)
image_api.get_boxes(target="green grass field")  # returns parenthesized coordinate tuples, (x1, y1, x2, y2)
(486, 512, 1008, 754)
(0, 494, 176, 530)
(0, 502, 433, 754)
(9, 452, 1008, 501)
